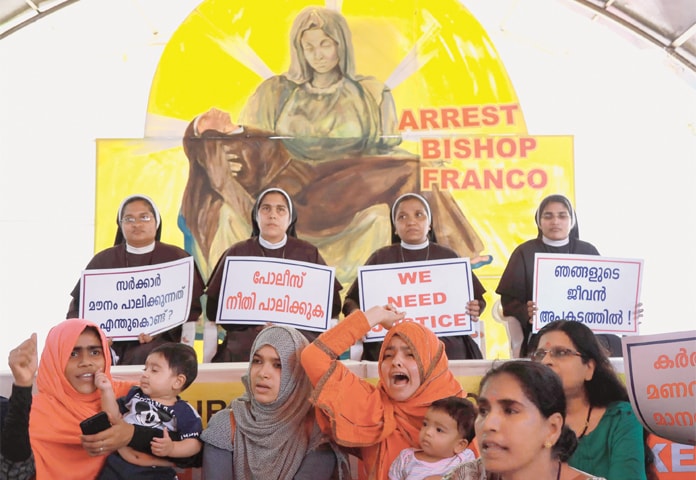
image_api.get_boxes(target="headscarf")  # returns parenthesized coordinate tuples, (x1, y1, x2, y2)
(286, 7, 356, 84)
(114, 194, 163, 245)
(250, 187, 298, 238)
(534, 194, 579, 240)
(390, 193, 437, 244)
(29, 319, 132, 479)
(203, 326, 322, 480)
(375, 322, 463, 457)
(313, 320, 463, 480)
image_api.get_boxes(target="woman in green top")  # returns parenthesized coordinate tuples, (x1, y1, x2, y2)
(529, 320, 658, 480)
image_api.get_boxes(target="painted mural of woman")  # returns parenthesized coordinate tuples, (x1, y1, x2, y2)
(180, 6, 489, 282)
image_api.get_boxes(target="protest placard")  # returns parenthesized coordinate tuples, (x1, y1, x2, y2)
(533, 254, 642, 334)
(215, 256, 335, 332)
(623, 331, 696, 446)
(357, 258, 474, 342)
(79, 257, 194, 340)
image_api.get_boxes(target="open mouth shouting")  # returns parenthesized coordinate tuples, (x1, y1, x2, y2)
(380, 336, 422, 401)
(385, 369, 419, 401)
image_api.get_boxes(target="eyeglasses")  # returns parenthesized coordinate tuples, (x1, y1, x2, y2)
(121, 214, 153, 224)
(530, 347, 583, 362)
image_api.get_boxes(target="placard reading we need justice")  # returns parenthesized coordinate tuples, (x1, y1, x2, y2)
(357, 258, 475, 342)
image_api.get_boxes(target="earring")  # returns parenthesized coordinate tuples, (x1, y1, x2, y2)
(544, 441, 553, 449)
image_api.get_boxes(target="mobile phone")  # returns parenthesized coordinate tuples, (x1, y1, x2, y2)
(79, 411, 111, 435)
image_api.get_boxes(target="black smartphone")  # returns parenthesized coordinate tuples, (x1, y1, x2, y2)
(79, 411, 111, 435)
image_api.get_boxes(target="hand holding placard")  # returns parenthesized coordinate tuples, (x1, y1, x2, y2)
(364, 304, 406, 331)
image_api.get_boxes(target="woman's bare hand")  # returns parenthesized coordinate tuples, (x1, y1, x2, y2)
(364, 304, 406, 329)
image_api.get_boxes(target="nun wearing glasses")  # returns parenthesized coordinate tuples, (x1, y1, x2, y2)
(67, 194, 205, 365)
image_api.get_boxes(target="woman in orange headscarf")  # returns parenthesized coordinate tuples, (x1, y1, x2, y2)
(28, 319, 137, 479)
(301, 306, 465, 480)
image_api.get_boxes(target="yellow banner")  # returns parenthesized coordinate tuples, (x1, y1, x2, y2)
(96, 1, 575, 358)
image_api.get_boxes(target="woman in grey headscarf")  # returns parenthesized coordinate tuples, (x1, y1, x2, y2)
(201, 325, 347, 479)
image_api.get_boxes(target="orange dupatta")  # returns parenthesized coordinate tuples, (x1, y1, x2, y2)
(370, 321, 464, 479)
(29, 319, 132, 480)
(309, 315, 464, 480)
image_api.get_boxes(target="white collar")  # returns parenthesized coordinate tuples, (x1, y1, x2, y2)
(259, 235, 288, 249)
(126, 242, 156, 254)
(400, 239, 429, 250)
(541, 236, 570, 247)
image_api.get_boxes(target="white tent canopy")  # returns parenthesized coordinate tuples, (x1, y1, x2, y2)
(2, 0, 695, 78)
(1, 0, 694, 361)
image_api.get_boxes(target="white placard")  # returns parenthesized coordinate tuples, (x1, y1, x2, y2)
(79, 257, 195, 340)
(215, 256, 335, 332)
(622, 331, 696, 446)
(357, 258, 474, 342)
(533, 254, 643, 334)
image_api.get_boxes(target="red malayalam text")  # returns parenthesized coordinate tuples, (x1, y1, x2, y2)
(653, 348, 696, 369)
(647, 381, 696, 399)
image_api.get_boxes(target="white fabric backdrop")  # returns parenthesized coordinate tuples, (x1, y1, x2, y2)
(0, 0, 694, 361)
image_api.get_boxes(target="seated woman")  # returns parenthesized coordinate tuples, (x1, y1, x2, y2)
(200, 325, 347, 479)
(529, 320, 657, 480)
(27, 319, 165, 479)
(67, 194, 205, 365)
(342, 193, 486, 360)
(445, 360, 606, 480)
(495, 194, 606, 357)
(205, 187, 342, 362)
